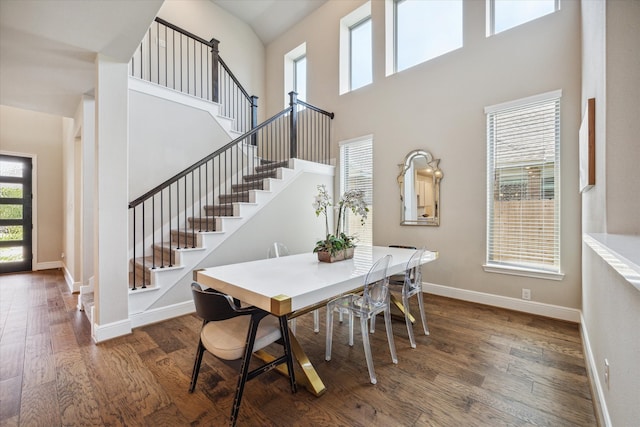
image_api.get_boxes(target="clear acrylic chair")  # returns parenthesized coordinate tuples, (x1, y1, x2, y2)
(389, 248, 429, 348)
(267, 242, 320, 334)
(325, 254, 397, 384)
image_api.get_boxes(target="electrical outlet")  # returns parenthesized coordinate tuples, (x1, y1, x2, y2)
(522, 288, 531, 300)
(604, 359, 610, 389)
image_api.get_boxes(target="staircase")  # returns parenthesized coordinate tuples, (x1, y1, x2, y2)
(80, 17, 335, 330)
(129, 159, 289, 288)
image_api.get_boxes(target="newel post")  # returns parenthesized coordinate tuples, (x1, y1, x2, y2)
(210, 38, 220, 103)
(250, 95, 258, 146)
(289, 91, 298, 158)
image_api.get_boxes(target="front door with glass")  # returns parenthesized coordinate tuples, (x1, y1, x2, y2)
(0, 154, 33, 273)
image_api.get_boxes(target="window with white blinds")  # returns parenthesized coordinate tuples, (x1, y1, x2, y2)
(340, 137, 373, 246)
(485, 91, 561, 275)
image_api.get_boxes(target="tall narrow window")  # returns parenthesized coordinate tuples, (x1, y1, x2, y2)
(394, 0, 462, 72)
(350, 17, 372, 91)
(485, 91, 562, 278)
(488, 0, 560, 36)
(340, 137, 373, 246)
(284, 43, 306, 106)
(293, 55, 307, 102)
(340, 2, 371, 94)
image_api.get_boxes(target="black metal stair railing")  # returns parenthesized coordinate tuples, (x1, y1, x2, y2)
(128, 93, 334, 290)
(130, 17, 257, 134)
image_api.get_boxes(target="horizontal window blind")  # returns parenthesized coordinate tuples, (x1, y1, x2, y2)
(340, 138, 373, 246)
(486, 95, 560, 272)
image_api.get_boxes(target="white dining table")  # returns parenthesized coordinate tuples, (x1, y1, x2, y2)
(193, 245, 438, 395)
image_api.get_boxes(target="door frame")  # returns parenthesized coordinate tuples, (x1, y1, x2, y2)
(0, 151, 37, 271)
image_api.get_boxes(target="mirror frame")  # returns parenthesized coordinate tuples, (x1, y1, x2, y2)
(397, 149, 443, 226)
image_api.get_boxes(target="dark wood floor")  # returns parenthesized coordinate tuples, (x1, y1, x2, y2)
(0, 270, 597, 426)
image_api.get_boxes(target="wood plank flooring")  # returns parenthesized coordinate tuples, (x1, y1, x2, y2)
(0, 270, 598, 426)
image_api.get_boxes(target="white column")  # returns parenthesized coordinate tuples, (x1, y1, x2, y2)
(82, 96, 95, 287)
(93, 54, 131, 341)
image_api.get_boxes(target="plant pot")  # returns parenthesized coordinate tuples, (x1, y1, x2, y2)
(317, 246, 355, 263)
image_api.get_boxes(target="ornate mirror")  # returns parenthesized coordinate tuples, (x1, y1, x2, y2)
(397, 149, 444, 226)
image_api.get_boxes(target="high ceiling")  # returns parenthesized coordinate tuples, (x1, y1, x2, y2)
(0, 0, 324, 118)
(0, 0, 163, 117)
(212, 0, 327, 44)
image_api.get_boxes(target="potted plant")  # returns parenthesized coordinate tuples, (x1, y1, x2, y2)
(312, 184, 368, 262)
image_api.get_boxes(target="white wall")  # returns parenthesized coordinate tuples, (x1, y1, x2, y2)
(128, 86, 232, 199)
(0, 105, 64, 268)
(265, 0, 582, 309)
(581, 1, 640, 425)
(157, 0, 266, 121)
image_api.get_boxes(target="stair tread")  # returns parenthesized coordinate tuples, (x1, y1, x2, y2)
(255, 160, 289, 172)
(243, 171, 276, 182)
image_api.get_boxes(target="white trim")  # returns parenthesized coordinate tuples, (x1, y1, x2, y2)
(482, 264, 565, 281)
(580, 314, 613, 427)
(484, 89, 562, 114)
(130, 300, 195, 329)
(61, 265, 82, 293)
(583, 233, 640, 291)
(338, 134, 374, 147)
(423, 282, 580, 322)
(92, 318, 132, 343)
(339, 1, 372, 95)
(284, 43, 307, 108)
(35, 261, 62, 270)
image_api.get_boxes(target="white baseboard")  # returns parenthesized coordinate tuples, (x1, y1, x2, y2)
(35, 261, 62, 271)
(423, 282, 581, 322)
(92, 318, 132, 343)
(129, 300, 196, 329)
(580, 314, 612, 427)
(62, 265, 82, 293)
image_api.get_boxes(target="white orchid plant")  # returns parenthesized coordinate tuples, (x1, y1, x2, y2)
(312, 184, 369, 256)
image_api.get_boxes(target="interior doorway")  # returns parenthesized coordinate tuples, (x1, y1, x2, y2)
(0, 154, 33, 273)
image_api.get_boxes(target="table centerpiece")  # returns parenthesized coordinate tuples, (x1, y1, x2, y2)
(312, 184, 368, 263)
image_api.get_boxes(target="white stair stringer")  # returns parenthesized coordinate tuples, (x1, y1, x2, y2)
(128, 158, 334, 326)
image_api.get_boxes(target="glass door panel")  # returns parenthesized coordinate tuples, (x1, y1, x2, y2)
(0, 155, 32, 273)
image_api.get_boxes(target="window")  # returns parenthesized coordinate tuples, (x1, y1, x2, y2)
(293, 55, 307, 102)
(340, 136, 373, 246)
(485, 91, 562, 279)
(340, 2, 372, 94)
(487, 0, 560, 36)
(391, 0, 463, 73)
(284, 43, 306, 106)
(350, 18, 372, 91)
